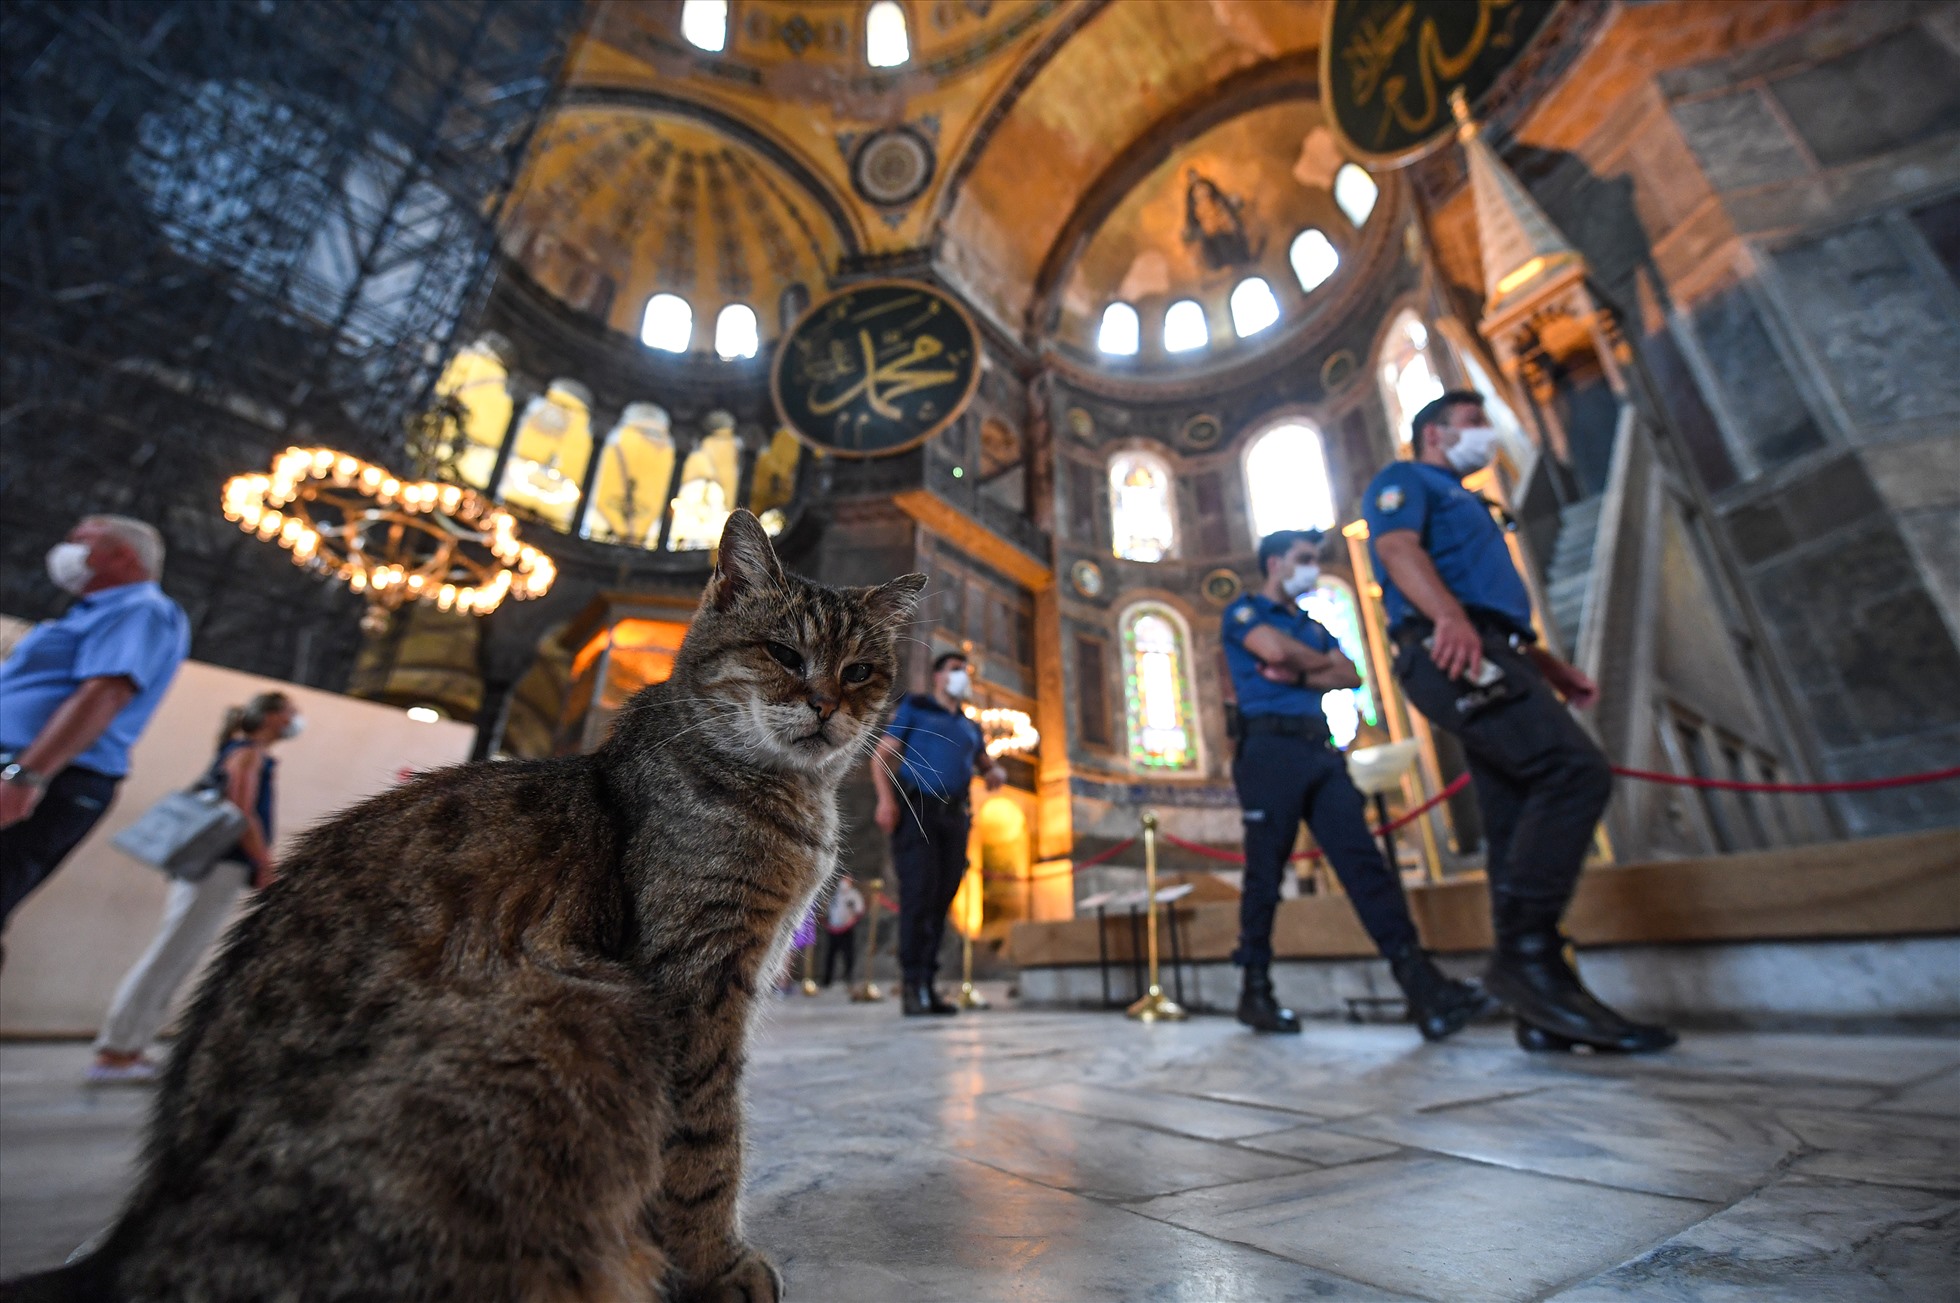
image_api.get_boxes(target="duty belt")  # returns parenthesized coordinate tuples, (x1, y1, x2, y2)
(1238, 714, 1330, 742)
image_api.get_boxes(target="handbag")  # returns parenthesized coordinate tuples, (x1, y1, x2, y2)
(112, 783, 246, 883)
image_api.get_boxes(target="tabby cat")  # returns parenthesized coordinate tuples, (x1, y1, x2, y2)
(8, 510, 924, 1303)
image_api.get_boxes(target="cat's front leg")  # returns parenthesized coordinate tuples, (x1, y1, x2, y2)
(653, 1041, 779, 1302)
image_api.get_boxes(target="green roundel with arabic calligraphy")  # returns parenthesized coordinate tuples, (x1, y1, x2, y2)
(771, 279, 983, 459)
(1322, 0, 1557, 167)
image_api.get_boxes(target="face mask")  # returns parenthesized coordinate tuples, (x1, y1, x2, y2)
(1281, 562, 1320, 598)
(46, 542, 93, 595)
(280, 715, 306, 740)
(944, 669, 970, 699)
(1445, 425, 1501, 475)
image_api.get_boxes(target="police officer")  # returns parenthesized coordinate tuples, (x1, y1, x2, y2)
(1364, 391, 1674, 1053)
(871, 651, 1006, 1017)
(1223, 529, 1492, 1037)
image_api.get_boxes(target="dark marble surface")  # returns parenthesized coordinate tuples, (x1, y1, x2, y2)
(4, 998, 1957, 1299)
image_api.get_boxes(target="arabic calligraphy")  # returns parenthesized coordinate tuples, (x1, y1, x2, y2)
(1326, 0, 1554, 161)
(773, 281, 981, 458)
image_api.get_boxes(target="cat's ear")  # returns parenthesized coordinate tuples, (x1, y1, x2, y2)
(863, 572, 928, 627)
(707, 509, 786, 610)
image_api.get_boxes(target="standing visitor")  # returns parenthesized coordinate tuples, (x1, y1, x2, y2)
(1365, 391, 1674, 1053)
(1223, 529, 1492, 1037)
(822, 875, 865, 988)
(0, 517, 190, 942)
(88, 693, 299, 1083)
(871, 652, 1004, 1016)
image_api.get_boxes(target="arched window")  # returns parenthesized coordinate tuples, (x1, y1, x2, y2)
(667, 415, 740, 550)
(1334, 163, 1378, 227)
(1108, 449, 1176, 562)
(1163, 299, 1208, 353)
(498, 379, 593, 533)
(748, 426, 802, 526)
(1289, 229, 1339, 293)
(1097, 302, 1140, 356)
(641, 293, 692, 353)
(679, 0, 727, 52)
(714, 303, 759, 360)
(1378, 311, 1444, 448)
(430, 335, 513, 489)
(581, 402, 674, 547)
(1120, 604, 1200, 772)
(866, 1, 909, 67)
(1243, 422, 1336, 539)
(1229, 276, 1280, 337)
(1298, 578, 1378, 749)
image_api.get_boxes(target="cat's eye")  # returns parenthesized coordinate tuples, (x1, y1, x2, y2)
(842, 662, 873, 685)
(764, 642, 804, 674)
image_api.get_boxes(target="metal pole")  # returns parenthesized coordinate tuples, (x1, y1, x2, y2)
(1125, 811, 1185, 1023)
(850, 876, 886, 1002)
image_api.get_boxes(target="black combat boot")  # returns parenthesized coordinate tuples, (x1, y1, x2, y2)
(1236, 964, 1301, 1034)
(1485, 894, 1676, 1053)
(923, 983, 959, 1015)
(1388, 943, 1498, 1042)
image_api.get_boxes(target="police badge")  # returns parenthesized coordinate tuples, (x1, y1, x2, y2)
(1377, 485, 1405, 513)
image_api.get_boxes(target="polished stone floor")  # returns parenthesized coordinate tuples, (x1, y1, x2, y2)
(3, 992, 1957, 1299)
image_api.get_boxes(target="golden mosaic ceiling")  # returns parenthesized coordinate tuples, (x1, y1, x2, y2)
(505, 0, 1337, 354)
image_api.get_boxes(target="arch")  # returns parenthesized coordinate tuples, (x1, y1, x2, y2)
(430, 335, 513, 489)
(667, 417, 741, 551)
(1163, 298, 1208, 353)
(1334, 163, 1378, 227)
(1108, 448, 1177, 562)
(1118, 601, 1202, 772)
(641, 293, 693, 353)
(1097, 301, 1140, 356)
(1242, 418, 1335, 540)
(1376, 308, 1443, 449)
(498, 379, 593, 534)
(679, 0, 727, 52)
(1288, 228, 1339, 293)
(714, 302, 759, 359)
(1229, 276, 1280, 338)
(581, 402, 675, 546)
(866, 1, 910, 68)
(1297, 575, 1377, 749)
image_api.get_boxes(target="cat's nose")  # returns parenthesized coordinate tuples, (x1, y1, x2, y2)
(806, 694, 839, 721)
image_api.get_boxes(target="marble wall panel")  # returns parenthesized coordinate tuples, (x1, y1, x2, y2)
(1769, 24, 1960, 169)
(1671, 89, 1812, 191)
(1689, 285, 1826, 471)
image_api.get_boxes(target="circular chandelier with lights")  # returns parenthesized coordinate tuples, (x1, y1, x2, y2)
(968, 705, 1040, 759)
(223, 447, 556, 632)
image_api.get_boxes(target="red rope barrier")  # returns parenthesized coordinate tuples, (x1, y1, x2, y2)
(1151, 773, 1474, 866)
(1610, 764, 1960, 794)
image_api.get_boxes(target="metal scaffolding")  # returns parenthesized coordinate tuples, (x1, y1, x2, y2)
(0, 0, 581, 686)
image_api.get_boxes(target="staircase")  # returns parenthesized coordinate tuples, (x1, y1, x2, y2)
(1545, 496, 1604, 655)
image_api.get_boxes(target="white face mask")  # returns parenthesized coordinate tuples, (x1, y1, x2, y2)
(46, 541, 94, 595)
(280, 715, 306, 741)
(943, 669, 971, 699)
(1445, 425, 1502, 475)
(1280, 562, 1320, 597)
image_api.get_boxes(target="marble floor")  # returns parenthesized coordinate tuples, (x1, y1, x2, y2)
(3, 992, 1956, 1300)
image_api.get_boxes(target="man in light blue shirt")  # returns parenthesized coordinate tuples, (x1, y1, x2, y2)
(1, 516, 190, 932)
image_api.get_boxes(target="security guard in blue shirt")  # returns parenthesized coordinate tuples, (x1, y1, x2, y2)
(1223, 529, 1491, 1037)
(1365, 391, 1674, 1054)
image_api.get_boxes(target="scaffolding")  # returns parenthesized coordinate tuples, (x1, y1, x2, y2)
(0, 0, 582, 687)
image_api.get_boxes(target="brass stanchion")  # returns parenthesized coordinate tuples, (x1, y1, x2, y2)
(1125, 811, 1185, 1023)
(799, 933, 820, 997)
(849, 876, 885, 1002)
(957, 932, 989, 1009)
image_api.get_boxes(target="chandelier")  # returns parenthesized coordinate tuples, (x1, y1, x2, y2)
(222, 447, 556, 633)
(967, 705, 1040, 759)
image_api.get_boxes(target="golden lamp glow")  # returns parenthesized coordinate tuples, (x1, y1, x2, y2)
(223, 447, 556, 632)
(964, 705, 1039, 759)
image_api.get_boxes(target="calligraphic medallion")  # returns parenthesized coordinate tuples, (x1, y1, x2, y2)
(1322, 0, 1558, 167)
(772, 280, 982, 458)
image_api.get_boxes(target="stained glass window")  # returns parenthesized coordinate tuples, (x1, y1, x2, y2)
(1244, 422, 1335, 538)
(1121, 605, 1199, 771)
(1379, 311, 1443, 448)
(1108, 450, 1176, 562)
(1299, 578, 1377, 750)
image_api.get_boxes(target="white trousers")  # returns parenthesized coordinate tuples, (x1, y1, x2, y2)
(94, 861, 249, 1054)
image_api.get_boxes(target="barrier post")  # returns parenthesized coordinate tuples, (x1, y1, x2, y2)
(849, 876, 886, 1002)
(957, 933, 989, 1009)
(1126, 812, 1186, 1023)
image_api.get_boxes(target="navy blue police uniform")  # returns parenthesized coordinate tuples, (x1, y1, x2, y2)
(883, 693, 989, 988)
(1362, 461, 1614, 911)
(1222, 593, 1420, 969)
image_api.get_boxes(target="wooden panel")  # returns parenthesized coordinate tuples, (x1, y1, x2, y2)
(1193, 471, 1230, 555)
(1010, 828, 1960, 966)
(892, 488, 1053, 592)
(1074, 634, 1111, 748)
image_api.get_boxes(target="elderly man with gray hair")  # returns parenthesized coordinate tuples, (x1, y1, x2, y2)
(0, 516, 190, 938)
